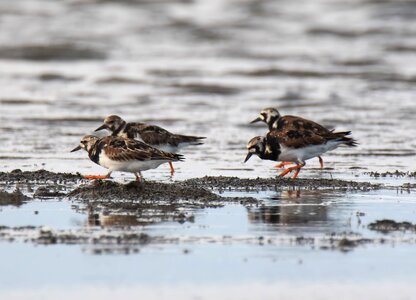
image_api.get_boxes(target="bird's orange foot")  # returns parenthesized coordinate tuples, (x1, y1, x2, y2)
(278, 164, 305, 179)
(319, 156, 324, 169)
(169, 161, 175, 176)
(274, 162, 293, 169)
(83, 174, 111, 180)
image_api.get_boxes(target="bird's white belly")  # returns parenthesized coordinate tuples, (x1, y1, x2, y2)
(279, 141, 341, 163)
(99, 154, 168, 173)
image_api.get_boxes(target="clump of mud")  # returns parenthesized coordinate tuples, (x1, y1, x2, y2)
(184, 176, 380, 191)
(0, 189, 30, 206)
(368, 219, 416, 233)
(69, 180, 254, 203)
(69, 180, 257, 225)
(34, 186, 67, 198)
(0, 169, 82, 183)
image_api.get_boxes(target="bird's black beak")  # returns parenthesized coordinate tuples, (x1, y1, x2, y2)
(94, 124, 107, 132)
(244, 152, 253, 163)
(250, 117, 262, 124)
(70, 145, 82, 152)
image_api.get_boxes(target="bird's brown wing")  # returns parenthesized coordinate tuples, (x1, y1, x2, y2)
(128, 123, 182, 146)
(130, 123, 204, 146)
(268, 127, 327, 149)
(102, 136, 181, 161)
(278, 116, 332, 136)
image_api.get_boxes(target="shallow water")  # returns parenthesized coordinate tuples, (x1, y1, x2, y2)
(1, 0, 416, 299)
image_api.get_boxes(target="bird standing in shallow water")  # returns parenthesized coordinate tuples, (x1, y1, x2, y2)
(71, 135, 184, 182)
(250, 107, 351, 169)
(244, 121, 357, 179)
(95, 115, 205, 175)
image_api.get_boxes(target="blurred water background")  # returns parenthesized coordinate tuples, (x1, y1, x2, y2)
(0, 0, 415, 181)
(1, 1, 416, 299)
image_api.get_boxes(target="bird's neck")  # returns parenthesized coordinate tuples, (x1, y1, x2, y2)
(268, 115, 281, 130)
(88, 140, 102, 164)
(258, 141, 281, 161)
(112, 121, 127, 136)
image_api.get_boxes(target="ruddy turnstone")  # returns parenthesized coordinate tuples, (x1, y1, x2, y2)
(250, 107, 349, 169)
(244, 128, 356, 179)
(95, 115, 205, 175)
(70, 135, 184, 181)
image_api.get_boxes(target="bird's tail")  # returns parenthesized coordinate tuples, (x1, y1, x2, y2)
(176, 135, 206, 146)
(332, 131, 358, 147)
(173, 153, 185, 161)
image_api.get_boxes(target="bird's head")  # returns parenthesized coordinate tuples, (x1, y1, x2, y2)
(70, 135, 99, 152)
(250, 107, 281, 129)
(95, 115, 125, 133)
(244, 136, 266, 163)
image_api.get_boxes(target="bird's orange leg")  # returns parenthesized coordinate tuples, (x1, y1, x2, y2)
(278, 164, 305, 178)
(168, 162, 175, 176)
(274, 162, 293, 169)
(135, 172, 143, 183)
(318, 156, 324, 169)
(292, 167, 302, 179)
(83, 171, 112, 180)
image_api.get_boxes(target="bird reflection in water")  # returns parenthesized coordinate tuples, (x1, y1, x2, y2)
(86, 207, 191, 227)
(88, 212, 148, 227)
(247, 190, 330, 225)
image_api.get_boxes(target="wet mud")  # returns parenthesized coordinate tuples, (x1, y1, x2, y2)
(0, 170, 382, 195)
(0, 190, 30, 206)
(368, 219, 416, 233)
(0, 169, 82, 183)
(366, 171, 416, 178)
(184, 176, 381, 191)
(68, 179, 255, 204)
(68, 178, 258, 225)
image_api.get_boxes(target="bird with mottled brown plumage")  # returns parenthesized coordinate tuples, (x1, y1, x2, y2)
(246, 108, 357, 178)
(71, 135, 183, 182)
(95, 115, 205, 175)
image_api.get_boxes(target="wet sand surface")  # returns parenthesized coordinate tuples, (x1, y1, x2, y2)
(1, 0, 416, 299)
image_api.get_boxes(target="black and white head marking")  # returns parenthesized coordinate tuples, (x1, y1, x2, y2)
(250, 107, 281, 130)
(70, 135, 99, 153)
(244, 136, 266, 162)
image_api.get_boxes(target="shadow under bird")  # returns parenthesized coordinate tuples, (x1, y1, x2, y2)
(95, 115, 206, 175)
(245, 109, 357, 178)
(71, 135, 184, 181)
(250, 107, 357, 171)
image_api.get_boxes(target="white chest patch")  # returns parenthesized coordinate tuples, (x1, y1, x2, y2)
(99, 153, 168, 173)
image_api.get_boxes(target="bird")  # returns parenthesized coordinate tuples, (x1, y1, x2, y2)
(250, 107, 347, 169)
(94, 115, 205, 175)
(244, 127, 357, 179)
(70, 135, 184, 182)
